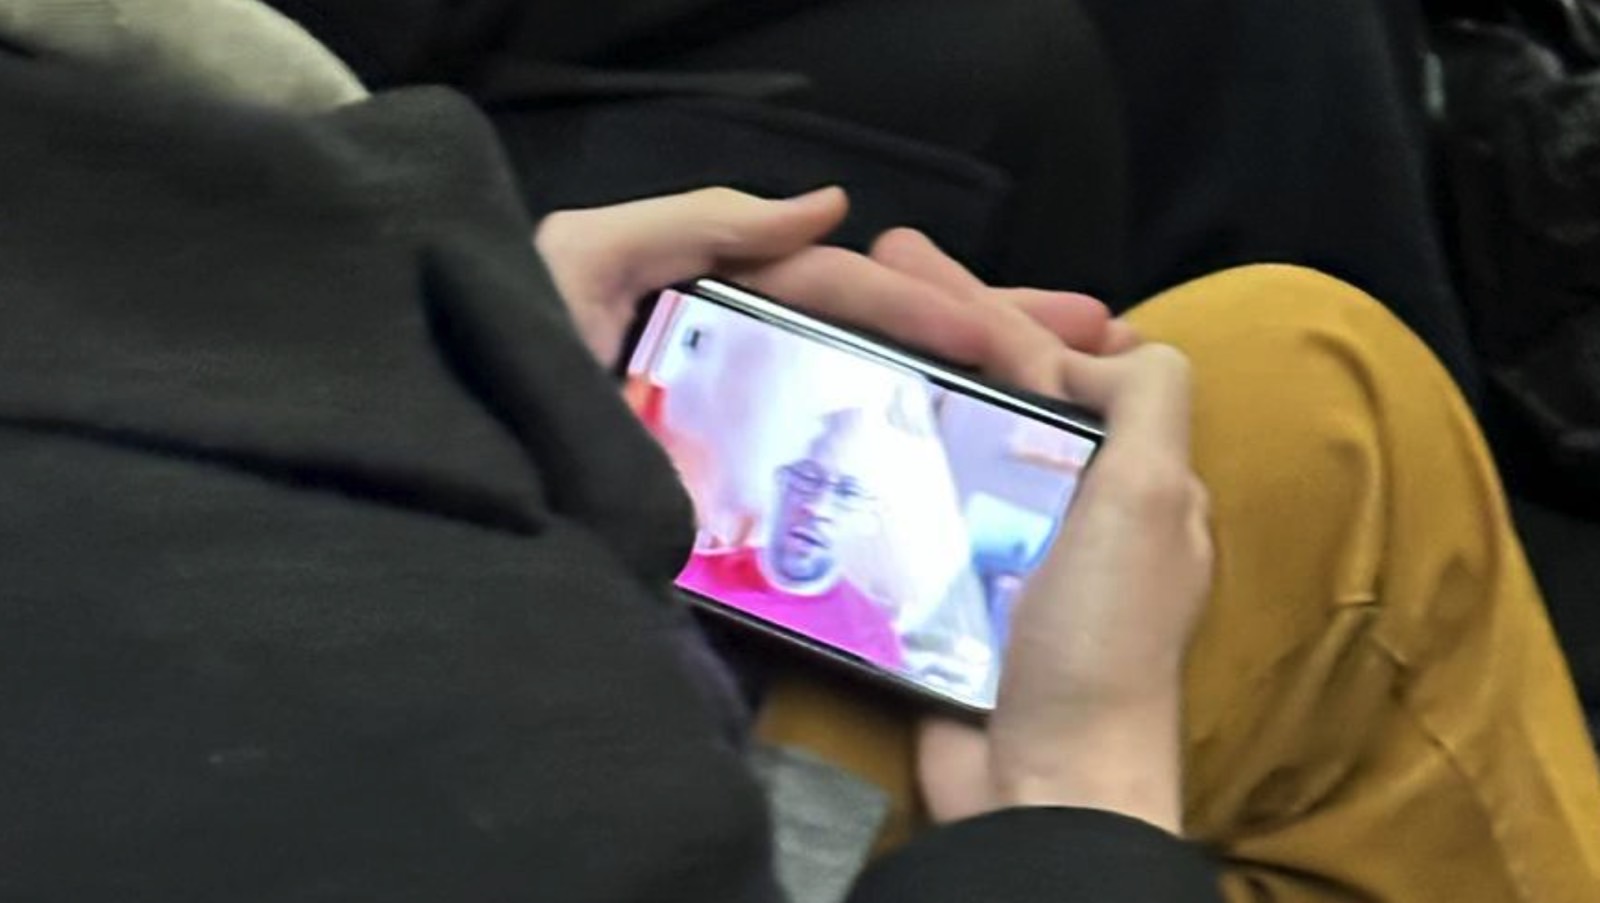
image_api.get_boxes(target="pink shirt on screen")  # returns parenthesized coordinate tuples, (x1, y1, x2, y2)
(677, 548, 905, 670)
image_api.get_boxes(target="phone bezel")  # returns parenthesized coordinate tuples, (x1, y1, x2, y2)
(635, 277, 1106, 716)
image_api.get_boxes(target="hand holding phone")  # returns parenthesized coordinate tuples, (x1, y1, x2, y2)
(833, 227, 1212, 834)
(927, 340, 1210, 834)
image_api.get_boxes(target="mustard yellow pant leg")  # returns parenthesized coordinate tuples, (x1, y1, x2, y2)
(1132, 265, 1600, 902)
(757, 265, 1600, 902)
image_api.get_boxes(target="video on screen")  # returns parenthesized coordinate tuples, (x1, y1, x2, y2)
(623, 289, 1097, 708)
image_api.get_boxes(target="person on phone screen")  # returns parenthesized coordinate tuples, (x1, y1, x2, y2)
(677, 408, 906, 669)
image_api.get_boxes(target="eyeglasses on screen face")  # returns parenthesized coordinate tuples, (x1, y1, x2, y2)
(779, 461, 874, 509)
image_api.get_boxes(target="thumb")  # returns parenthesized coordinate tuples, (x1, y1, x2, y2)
(697, 185, 850, 260)
(538, 185, 849, 299)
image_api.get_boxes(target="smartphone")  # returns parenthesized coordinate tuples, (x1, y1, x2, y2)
(622, 277, 1104, 714)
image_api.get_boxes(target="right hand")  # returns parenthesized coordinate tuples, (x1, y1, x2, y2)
(888, 243, 1212, 836)
(727, 224, 1206, 832)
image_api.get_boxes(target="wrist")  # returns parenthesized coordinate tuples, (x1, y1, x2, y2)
(991, 692, 1184, 834)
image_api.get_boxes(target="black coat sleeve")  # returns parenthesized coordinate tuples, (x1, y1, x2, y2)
(851, 809, 1224, 903)
(261, 0, 769, 85)
(0, 55, 773, 903)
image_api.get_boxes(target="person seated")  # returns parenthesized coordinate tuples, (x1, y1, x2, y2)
(3, 5, 1599, 903)
(550, 188, 1600, 903)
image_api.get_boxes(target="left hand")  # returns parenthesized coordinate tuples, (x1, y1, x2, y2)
(533, 186, 1130, 368)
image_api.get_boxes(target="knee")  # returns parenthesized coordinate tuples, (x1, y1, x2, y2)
(1157, 263, 1391, 321)
(1128, 264, 1475, 493)
(1132, 264, 1441, 383)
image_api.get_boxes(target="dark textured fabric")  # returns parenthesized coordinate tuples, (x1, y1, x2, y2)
(1079, 0, 1483, 403)
(489, 96, 1015, 282)
(849, 808, 1225, 903)
(0, 53, 1220, 903)
(0, 55, 770, 902)
(265, 0, 1128, 299)
(267, 0, 1477, 401)
(1424, 6, 1600, 713)
(1514, 497, 1600, 708)
(261, 0, 782, 84)
(588, 0, 1130, 297)
(260, 0, 516, 83)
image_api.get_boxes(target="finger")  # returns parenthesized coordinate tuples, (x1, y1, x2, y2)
(871, 228, 1113, 352)
(538, 185, 849, 298)
(1056, 344, 1193, 454)
(739, 246, 996, 366)
(743, 247, 1078, 395)
(1101, 319, 1142, 354)
(869, 227, 988, 296)
(821, 229, 1084, 391)
(992, 288, 1112, 352)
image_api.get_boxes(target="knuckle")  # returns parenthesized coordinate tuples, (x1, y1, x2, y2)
(1188, 479, 1216, 571)
(1197, 516, 1217, 555)
(961, 310, 1001, 354)
(805, 244, 858, 269)
(691, 185, 750, 208)
(1133, 343, 1192, 382)
(1098, 455, 1194, 514)
(768, 246, 847, 294)
(1191, 536, 1216, 585)
(533, 209, 576, 244)
(1190, 478, 1212, 519)
(534, 208, 597, 261)
(690, 187, 767, 252)
(1017, 351, 1067, 399)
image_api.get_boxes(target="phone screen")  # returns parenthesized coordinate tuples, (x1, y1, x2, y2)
(623, 281, 1101, 710)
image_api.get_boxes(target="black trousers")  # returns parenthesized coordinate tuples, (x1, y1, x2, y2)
(1078, 0, 1480, 403)
(489, 0, 1481, 401)
(486, 0, 1126, 301)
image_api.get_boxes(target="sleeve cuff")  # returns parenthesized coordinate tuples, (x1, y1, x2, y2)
(848, 807, 1224, 903)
